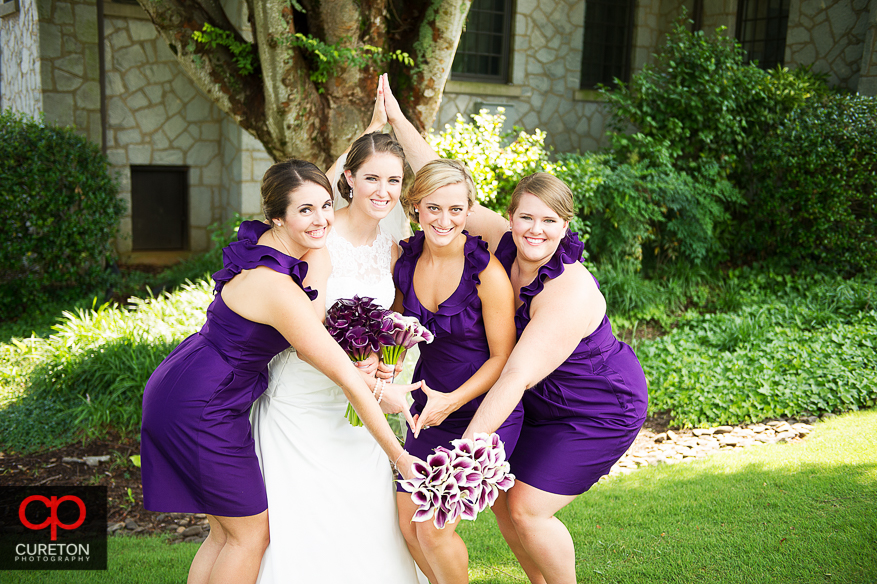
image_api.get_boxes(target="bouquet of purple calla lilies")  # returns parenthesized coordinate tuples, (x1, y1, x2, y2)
(398, 433, 515, 529)
(326, 295, 394, 426)
(380, 313, 435, 377)
(326, 295, 391, 361)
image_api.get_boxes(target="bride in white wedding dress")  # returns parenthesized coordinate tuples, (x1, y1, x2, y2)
(250, 81, 428, 583)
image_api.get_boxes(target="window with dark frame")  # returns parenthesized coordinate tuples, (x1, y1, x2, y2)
(130, 166, 189, 251)
(736, 0, 791, 70)
(0, 0, 20, 18)
(451, 0, 512, 83)
(580, 0, 636, 90)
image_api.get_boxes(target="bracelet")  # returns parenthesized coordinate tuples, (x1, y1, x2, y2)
(393, 449, 408, 468)
(376, 381, 385, 404)
(372, 377, 384, 398)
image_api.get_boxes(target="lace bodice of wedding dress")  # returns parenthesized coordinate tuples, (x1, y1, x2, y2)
(324, 227, 396, 311)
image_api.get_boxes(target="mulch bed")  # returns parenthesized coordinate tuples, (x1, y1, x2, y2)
(0, 434, 208, 542)
(0, 413, 674, 541)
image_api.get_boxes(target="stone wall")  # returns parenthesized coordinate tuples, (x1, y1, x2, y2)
(220, 117, 273, 221)
(37, 0, 102, 144)
(102, 5, 225, 256)
(699, 0, 738, 35)
(437, 0, 609, 154)
(785, 0, 873, 92)
(0, 0, 42, 115)
(857, 0, 877, 95)
(633, 0, 663, 72)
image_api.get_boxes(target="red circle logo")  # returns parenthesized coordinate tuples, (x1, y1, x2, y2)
(19, 495, 86, 541)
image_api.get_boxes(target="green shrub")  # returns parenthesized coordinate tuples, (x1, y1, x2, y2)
(0, 110, 124, 320)
(8, 281, 212, 442)
(603, 17, 829, 174)
(641, 270, 877, 426)
(427, 108, 552, 212)
(554, 152, 742, 268)
(735, 94, 877, 273)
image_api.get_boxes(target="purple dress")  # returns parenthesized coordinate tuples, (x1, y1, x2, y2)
(394, 231, 523, 482)
(141, 221, 317, 516)
(494, 231, 648, 496)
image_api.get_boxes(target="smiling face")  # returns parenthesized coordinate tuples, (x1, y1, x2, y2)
(509, 193, 569, 264)
(277, 181, 334, 255)
(415, 181, 471, 248)
(344, 152, 404, 222)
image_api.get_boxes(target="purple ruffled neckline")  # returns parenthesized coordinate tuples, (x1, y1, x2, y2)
(211, 220, 317, 301)
(397, 230, 490, 332)
(496, 230, 585, 321)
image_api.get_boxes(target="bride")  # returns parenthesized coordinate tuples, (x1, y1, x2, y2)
(250, 76, 427, 583)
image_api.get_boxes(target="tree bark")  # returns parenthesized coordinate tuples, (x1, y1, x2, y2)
(136, 0, 472, 166)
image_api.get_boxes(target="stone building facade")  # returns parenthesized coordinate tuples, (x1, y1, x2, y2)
(1, 0, 875, 262)
(438, 0, 877, 155)
(0, 0, 268, 261)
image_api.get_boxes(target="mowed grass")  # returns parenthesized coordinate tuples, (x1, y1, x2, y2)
(461, 408, 877, 584)
(6, 410, 875, 583)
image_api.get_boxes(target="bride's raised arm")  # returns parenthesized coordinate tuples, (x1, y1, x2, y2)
(325, 76, 392, 184)
(382, 74, 509, 250)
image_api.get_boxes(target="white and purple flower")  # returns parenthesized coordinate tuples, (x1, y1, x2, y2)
(380, 312, 435, 367)
(399, 433, 515, 529)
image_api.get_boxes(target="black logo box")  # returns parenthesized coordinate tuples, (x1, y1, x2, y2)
(0, 486, 107, 571)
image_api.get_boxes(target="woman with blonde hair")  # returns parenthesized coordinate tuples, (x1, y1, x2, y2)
(383, 79, 648, 584)
(392, 157, 522, 584)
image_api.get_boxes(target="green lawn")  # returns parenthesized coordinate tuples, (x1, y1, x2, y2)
(5, 409, 875, 583)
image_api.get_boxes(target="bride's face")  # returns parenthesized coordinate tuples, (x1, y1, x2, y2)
(344, 152, 404, 222)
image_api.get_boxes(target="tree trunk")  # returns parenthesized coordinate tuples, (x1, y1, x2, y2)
(136, 0, 472, 167)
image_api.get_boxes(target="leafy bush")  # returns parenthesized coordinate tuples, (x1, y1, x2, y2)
(641, 270, 877, 426)
(0, 110, 124, 320)
(427, 108, 551, 212)
(603, 17, 829, 174)
(2, 281, 212, 445)
(735, 94, 877, 273)
(554, 152, 742, 268)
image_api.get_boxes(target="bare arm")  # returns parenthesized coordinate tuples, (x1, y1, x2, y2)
(413, 255, 516, 436)
(466, 204, 510, 252)
(325, 76, 391, 180)
(462, 263, 605, 439)
(300, 246, 332, 322)
(382, 74, 438, 173)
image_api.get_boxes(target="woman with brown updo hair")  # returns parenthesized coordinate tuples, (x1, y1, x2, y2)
(142, 159, 421, 584)
(249, 76, 428, 583)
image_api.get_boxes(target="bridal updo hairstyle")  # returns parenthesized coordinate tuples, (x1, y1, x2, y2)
(507, 172, 575, 223)
(261, 159, 332, 222)
(402, 158, 478, 223)
(338, 132, 406, 203)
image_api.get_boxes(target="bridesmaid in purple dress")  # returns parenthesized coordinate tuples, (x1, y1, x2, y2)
(141, 160, 418, 584)
(392, 159, 520, 584)
(462, 174, 649, 584)
(382, 76, 646, 584)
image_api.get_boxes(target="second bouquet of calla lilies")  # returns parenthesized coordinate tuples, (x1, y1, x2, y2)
(398, 433, 516, 529)
(326, 295, 434, 426)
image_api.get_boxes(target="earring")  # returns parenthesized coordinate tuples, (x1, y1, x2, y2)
(274, 220, 282, 227)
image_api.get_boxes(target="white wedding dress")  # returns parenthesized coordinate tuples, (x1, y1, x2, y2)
(251, 226, 425, 583)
